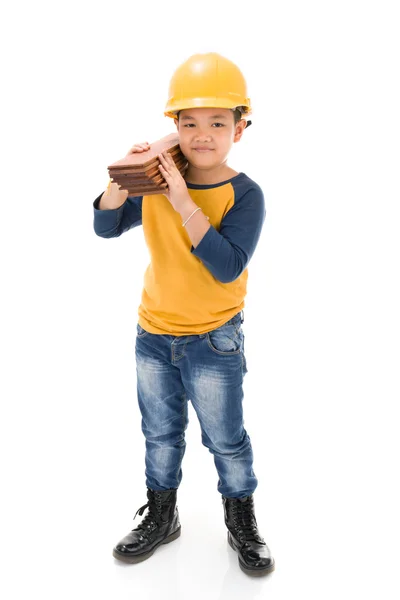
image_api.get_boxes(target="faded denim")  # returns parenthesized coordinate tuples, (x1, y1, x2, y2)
(134, 310, 258, 498)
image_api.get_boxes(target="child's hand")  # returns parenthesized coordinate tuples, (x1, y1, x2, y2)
(100, 142, 151, 210)
(158, 150, 191, 212)
(125, 141, 150, 157)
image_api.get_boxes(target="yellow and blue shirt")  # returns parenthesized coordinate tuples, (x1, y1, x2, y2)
(93, 172, 265, 335)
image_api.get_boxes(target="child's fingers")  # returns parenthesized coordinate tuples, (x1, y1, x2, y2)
(127, 142, 150, 154)
(162, 151, 175, 166)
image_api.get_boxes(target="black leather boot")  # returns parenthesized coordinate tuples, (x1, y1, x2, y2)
(113, 488, 181, 563)
(222, 494, 275, 576)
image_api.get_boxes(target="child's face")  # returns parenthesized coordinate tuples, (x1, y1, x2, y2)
(174, 107, 246, 169)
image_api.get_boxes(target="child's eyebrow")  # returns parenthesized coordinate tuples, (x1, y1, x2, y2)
(180, 114, 229, 121)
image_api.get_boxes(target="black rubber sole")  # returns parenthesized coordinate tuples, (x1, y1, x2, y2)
(112, 526, 181, 563)
(227, 531, 275, 577)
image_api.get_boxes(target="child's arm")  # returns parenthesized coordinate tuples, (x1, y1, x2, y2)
(93, 142, 151, 237)
(191, 185, 266, 283)
(93, 185, 143, 238)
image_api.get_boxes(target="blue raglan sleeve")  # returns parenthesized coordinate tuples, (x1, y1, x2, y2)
(191, 186, 266, 283)
(93, 191, 143, 238)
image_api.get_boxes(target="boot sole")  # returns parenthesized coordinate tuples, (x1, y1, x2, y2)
(227, 531, 275, 577)
(112, 526, 181, 563)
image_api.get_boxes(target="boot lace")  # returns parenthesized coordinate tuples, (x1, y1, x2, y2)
(230, 497, 262, 546)
(132, 491, 165, 535)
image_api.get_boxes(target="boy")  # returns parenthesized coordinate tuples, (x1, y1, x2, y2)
(93, 52, 274, 577)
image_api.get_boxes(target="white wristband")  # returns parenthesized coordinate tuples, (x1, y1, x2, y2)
(182, 207, 210, 227)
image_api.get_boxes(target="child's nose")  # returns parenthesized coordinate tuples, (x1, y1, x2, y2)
(194, 130, 212, 140)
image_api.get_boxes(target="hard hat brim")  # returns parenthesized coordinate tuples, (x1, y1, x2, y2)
(164, 98, 252, 119)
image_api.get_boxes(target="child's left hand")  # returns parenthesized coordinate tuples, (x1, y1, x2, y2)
(158, 150, 190, 213)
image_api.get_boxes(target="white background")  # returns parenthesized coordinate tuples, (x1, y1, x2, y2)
(1, 1, 399, 598)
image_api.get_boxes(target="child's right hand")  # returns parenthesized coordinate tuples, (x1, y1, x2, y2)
(125, 141, 150, 157)
(100, 143, 152, 210)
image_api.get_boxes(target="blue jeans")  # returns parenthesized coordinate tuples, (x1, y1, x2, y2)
(134, 310, 258, 498)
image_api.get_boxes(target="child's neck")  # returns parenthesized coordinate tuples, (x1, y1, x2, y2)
(184, 164, 239, 185)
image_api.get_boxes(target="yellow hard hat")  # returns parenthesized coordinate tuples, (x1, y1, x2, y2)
(164, 52, 252, 122)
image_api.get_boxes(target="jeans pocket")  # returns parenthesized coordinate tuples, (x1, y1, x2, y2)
(206, 323, 243, 355)
(137, 323, 149, 338)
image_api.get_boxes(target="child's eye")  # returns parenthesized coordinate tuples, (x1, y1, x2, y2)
(183, 123, 225, 128)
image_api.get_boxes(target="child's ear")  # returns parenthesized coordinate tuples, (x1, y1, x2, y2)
(174, 118, 179, 129)
(233, 119, 247, 142)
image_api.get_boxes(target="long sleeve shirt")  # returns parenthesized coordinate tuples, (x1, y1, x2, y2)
(93, 172, 266, 335)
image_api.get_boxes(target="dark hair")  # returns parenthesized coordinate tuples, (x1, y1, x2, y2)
(233, 107, 252, 128)
(233, 108, 244, 124)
